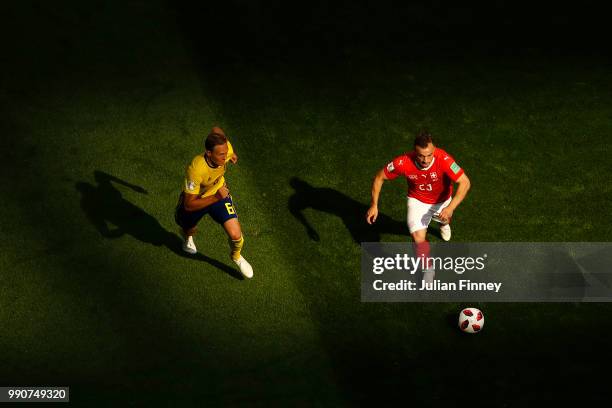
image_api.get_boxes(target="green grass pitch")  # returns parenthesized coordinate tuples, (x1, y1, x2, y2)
(2, 1, 612, 405)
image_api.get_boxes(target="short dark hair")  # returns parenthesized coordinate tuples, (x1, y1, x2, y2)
(205, 131, 227, 152)
(414, 130, 433, 148)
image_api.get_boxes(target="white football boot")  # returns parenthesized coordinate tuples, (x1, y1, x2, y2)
(182, 235, 197, 254)
(440, 224, 451, 242)
(234, 255, 253, 279)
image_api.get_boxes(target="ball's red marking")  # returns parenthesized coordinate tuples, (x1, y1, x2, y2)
(477, 311, 483, 321)
(461, 320, 469, 330)
(472, 324, 481, 332)
(463, 309, 473, 316)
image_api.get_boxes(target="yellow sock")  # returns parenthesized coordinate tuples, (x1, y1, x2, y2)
(229, 235, 244, 261)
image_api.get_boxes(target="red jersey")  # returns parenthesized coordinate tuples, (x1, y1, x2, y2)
(383, 148, 464, 204)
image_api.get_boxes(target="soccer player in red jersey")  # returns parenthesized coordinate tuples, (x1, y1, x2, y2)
(366, 131, 471, 277)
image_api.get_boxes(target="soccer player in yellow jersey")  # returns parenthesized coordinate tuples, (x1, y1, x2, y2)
(174, 127, 253, 279)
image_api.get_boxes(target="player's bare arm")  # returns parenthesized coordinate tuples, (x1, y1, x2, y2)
(366, 168, 391, 224)
(183, 185, 229, 211)
(438, 173, 471, 223)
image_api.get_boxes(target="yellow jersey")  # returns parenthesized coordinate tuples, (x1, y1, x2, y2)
(182, 141, 234, 197)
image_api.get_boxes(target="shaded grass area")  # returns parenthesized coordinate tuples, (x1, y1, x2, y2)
(1, 1, 340, 405)
(1, 0, 612, 405)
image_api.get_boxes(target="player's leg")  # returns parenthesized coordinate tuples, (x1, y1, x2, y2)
(407, 197, 435, 283)
(222, 218, 243, 259)
(407, 197, 435, 238)
(411, 228, 427, 244)
(174, 193, 208, 254)
(431, 197, 453, 241)
(223, 217, 253, 279)
(411, 228, 434, 284)
(209, 196, 253, 278)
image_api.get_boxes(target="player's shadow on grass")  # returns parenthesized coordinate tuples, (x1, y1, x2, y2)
(76, 170, 242, 279)
(288, 177, 407, 243)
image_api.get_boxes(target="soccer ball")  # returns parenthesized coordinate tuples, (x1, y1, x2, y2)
(458, 307, 484, 333)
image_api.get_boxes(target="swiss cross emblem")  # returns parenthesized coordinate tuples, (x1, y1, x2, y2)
(430, 171, 438, 180)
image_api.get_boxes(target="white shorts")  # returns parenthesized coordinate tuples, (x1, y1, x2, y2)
(407, 196, 452, 234)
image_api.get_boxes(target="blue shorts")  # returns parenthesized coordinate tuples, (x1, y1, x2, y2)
(175, 193, 238, 231)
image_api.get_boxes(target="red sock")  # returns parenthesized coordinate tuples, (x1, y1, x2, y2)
(413, 240, 432, 270)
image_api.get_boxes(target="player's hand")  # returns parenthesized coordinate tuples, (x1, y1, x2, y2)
(216, 185, 229, 199)
(438, 207, 454, 224)
(229, 153, 238, 164)
(366, 205, 378, 224)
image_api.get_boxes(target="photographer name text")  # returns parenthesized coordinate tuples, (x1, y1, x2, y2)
(373, 279, 502, 292)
